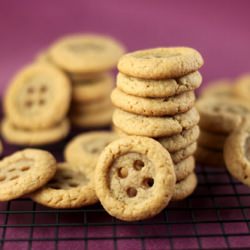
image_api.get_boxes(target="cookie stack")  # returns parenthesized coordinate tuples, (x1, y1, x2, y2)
(111, 47, 204, 201)
(2, 63, 71, 146)
(47, 34, 125, 129)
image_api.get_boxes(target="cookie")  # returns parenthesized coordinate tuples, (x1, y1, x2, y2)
(118, 47, 203, 79)
(72, 73, 113, 103)
(172, 172, 197, 201)
(0, 140, 3, 156)
(117, 71, 202, 98)
(195, 146, 224, 167)
(70, 106, 113, 128)
(170, 142, 197, 164)
(175, 156, 195, 182)
(95, 136, 176, 221)
(64, 131, 118, 173)
(198, 129, 227, 150)
(111, 88, 195, 116)
(31, 162, 98, 208)
(4, 63, 71, 130)
(234, 74, 250, 100)
(2, 118, 70, 146)
(223, 118, 250, 186)
(112, 107, 200, 138)
(0, 149, 56, 201)
(49, 34, 125, 74)
(197, 97, 250, 134)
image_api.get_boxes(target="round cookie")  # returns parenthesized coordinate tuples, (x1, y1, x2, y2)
(118, 47, 203, 79)
(2, 118, 70, 146)
(234, 74, 250, 100)
(113, 107, 200, 138)
(172, 172, 197, 201)
(223, 119, 250, 186)
(111, 88, 195, 116)
(197, 97, 250, 134)
(4, 63, 71, 130)
(198, 129, 227, 150)
(72, 73, 113, 103)
(31, 162, 98, 208)
(174, 156, 195, 182)
(170, 142, 197, 164)
(117, 71, 202, 98)
(0, 149, 56, 201)
(49, 34, 125, 74)
(64, 131, 118, 173)
(95, 136, 176, 221)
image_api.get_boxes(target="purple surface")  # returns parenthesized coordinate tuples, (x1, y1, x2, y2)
(1, 1, 250, 249)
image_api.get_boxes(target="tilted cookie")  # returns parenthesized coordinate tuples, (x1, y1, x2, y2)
(111, 88, 195, 116)
(224, 119, 250, 186)
(234, 74, 250, 100)
(64, 131, 118, 173)
(113, 107, 200, 138)
(1, 118, 70, 146)
(118, 47, 203, 79)
(49, 34, 125, 74)
(197, 97, 250, 134)
(31, 162, 98, 208)
(0, 149, 56, 201)
(4, 63, 71, 130)
(174, 156, 195, 182)
(95, 136, 176, 221)
(117, 71, 202, 98)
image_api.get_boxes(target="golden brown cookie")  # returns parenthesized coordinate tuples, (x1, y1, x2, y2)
(95, 136, 176, 221)
(49, 34, 125, 74)
(64, 131, 118, 173)
(174, 156, 195, 182)
(111, 88, 195, 116)
(4, 63, 71, 130)
(31, 162, 98, 208)
(234, 74, 250, 100)
(1, 118, 70, 146)
(118, 47, 203, 79)
(0, 149, 56, 201)
(116, 71, 202, 98)
(113, 107, 200, 138)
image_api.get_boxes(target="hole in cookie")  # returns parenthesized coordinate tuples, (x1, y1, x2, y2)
(90, 147, 99, 154)
(39, 99, 45, 105)
(142, 177, 154, 188)
(20, 166, 30, 171)
(0, 176, 6, 181)
(40, 85, 47, 93)
(27, 87, 34, 94)
(126, 187, 137, 198)
(69, 182, 78, 188)
(50, 185, 61, 190)
(213, 106, 220, 112)
(25, 100, 33, 107)
(8, 168, 15, 172)
(117, 167, 128, 178)
(10, 175, 19, 181)
(62, 175, 72, 180)
(133, 160, 144, 171)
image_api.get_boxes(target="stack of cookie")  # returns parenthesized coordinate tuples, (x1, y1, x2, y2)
(46, 34, 125, 128)
(111, 47, 204, 201)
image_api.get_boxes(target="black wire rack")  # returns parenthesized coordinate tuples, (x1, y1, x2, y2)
(0, 163, 250, 250)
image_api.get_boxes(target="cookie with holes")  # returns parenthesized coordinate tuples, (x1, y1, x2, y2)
(95, 136, 176, 221)
(1, 118, 70, 146)
(113, 107, 200, 138)
(49, 34, 125, 74)
(118, 47, 203, 79)
(174, 156, 195, 182)
(64, 131, 118, 173)
(224, 119, 250, 186)
(31, 162, 98, 208)
(4, 63, 71, 130)
(0, 149, 56, 201)
(117, 71, 202, 98)
(111, 88, 195, 116)
(197, 97, 250, 134)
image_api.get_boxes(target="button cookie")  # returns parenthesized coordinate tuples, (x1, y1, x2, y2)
(197, 97, 250, 134)
(0, 149, 56, 201)
(95, 136, 176, 221)
(4, 63, 71, 130)
(117, 71, 202, 98)
(64, 131, 118, 173)
(175, 156, 195, 182)
(31, 162, 98, 208)
(172, 172, 197, 201)
(111, 88, 195, 116)
(113, 107, 200, 138)
(2, 118, 70, 146)
(118, 47, 203, 79)
(234, 74, 250, 100)
(224, 119, 250, 186)
(49, 34, 125, 74)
